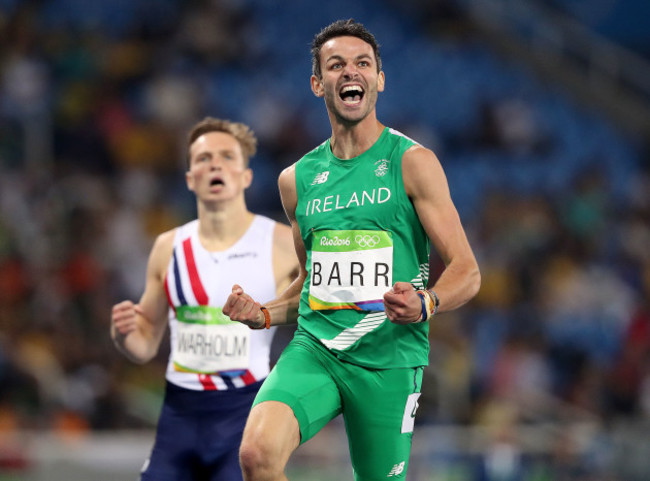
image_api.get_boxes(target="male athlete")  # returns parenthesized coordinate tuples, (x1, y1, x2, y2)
(111, 117, 298, 480)
(223, 19, 480, 481)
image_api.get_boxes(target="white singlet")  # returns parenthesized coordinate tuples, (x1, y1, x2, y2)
(164, 215, 278, 391)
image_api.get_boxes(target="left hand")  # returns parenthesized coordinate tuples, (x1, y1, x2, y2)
(383, 282, 422, 325)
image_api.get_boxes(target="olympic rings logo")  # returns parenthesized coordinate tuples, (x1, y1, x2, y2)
(355, 235, 381, 248)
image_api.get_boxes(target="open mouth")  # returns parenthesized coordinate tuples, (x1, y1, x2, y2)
(210, 177, 224, 187)
(339, 85, 364, 104)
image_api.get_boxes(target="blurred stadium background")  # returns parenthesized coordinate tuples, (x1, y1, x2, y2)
(1, 0, 649, 480)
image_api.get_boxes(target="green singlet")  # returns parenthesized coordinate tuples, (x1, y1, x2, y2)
(295, 126, 430, 368)
(254, 127, 432, 480)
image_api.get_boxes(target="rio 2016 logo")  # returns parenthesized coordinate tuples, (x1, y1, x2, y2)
(320, 236, 351, 246)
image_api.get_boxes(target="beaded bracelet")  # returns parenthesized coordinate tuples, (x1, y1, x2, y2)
(415, 289, 440, 323)
(429, 289, 440, 316)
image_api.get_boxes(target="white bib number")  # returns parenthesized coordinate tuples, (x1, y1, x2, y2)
(173, 306, 251, 374)
(309, 230, 393, 311)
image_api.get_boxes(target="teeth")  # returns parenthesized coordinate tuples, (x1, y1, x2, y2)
(341, 85, 363, 94)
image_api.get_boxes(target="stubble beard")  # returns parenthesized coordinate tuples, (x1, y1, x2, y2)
(324, 86, 377, 127)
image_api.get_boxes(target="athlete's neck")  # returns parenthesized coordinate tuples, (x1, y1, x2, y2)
(329, 119, 384, 160)
(196, 200, 254, 252)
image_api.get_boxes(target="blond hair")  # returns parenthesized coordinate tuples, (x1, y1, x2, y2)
(186, 117, 257, 168)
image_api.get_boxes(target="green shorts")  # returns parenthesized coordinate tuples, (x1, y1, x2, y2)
(254, 329, 424, 480)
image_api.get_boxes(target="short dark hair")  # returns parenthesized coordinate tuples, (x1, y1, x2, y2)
(186, 117, 257, 168)
(311, 19, 382, 79)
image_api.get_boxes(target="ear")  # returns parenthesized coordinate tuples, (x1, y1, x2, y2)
(311, 75, 324, 98)
(242, 168, 253, 189)
(377, 71, 385, 93)
(186, 169, 196, 193)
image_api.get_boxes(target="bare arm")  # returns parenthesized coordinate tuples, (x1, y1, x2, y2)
(270, 217, 302, 320)
(384, 145, 481, 323)
(224, 165, 307, 327)
(110, 230, 174, 363)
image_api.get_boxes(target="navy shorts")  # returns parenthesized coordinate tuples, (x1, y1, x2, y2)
(141, 380, 263, 481)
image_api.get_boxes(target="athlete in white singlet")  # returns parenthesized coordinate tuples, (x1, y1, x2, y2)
(165, 216, 278, 391)
(110, 117, 298, 481)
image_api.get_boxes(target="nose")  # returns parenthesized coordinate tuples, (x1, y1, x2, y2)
(342, 63, 358, 78)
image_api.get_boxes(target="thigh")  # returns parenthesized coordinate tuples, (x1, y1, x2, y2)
(204, 446, 241, 481)
(341, 366, 423, 481)
(254, 332, 342, 443)
(199, 387, 258, 481)
(141, 403, 196, 481)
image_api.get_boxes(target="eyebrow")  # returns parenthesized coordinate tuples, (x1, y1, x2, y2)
(192, 150, 212, 159)
(194, 149, 241, 164)
(326, 53, 373, 64)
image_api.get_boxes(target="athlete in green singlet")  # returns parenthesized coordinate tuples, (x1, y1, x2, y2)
(223, 19, 481, 481)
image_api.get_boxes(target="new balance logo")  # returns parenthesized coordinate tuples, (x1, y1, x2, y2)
(312, 171, 329, 185)
(387, 461, 405, 477)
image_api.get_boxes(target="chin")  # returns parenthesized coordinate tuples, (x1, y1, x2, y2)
(336, 111, 366, 125)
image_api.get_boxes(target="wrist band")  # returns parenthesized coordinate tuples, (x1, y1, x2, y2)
(260, 306, 271, 329)
(415, 289, 440, 323)
(428, 289, 440, 316)
(415, 291, 427, 323)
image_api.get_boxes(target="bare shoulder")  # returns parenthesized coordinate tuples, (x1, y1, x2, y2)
(278, 163, 297, 190)
(280, 162, 297, 176)
(402, 144, 449, 199)
(278, 163, 298, 221)
(403, 144, 442, 170)
(148, 227, 177, 274)
(152, 228, 177, 253)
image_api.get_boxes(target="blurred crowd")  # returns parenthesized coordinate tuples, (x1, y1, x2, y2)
(0, 0, 260, 433)
(1, 0, 650, 478)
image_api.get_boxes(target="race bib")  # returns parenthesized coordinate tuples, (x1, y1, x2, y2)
(173, 306, 250, 374)
(309, 230, 393, 311)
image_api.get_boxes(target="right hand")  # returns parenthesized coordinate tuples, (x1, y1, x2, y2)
(111, 300, 142, 336)
(223, 284, 265, 329)
(383, 282, 422, 324)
